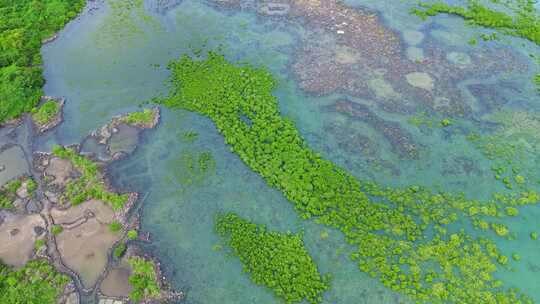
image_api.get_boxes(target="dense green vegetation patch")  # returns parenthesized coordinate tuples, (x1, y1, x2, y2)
(0, 177, 35, 209)
(216, 213, 330, 304)
(411, 0, 540, 94)
(0, 0, 86, 123)
(0, 259, 69, 303)
(158, 52, 538, 303)
(113, 243, 126, 258)
(127, 256, 161, 302)
(127, 229, 138, 240)
(52, 145, 128, 209)
(121, 108, 156, 125)
(32, 100, 60, 126)
(411, 1, 539, 45)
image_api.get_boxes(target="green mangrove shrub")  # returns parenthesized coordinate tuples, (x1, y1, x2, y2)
(114, 243, 127, 258)
(52, 146, 129, 209)
(121, 108, 156, 125)
(127, 256, 161, 302)
(0, 178, 30, 209)
(109, 221, 122, 233)
(216, 213, 330, 304)
(0, 0, 86, 123)
(0, 259, 70, 303)
(156, 52, 537, 303)
(32, 100, 60, 126)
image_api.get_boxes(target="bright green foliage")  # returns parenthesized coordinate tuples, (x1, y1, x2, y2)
(535, 71, 540, 94)
(109, 221, 122, 233)
(4, 179, 22, 194)
(127, 229, 138, 240)
(158, 52, 537, 303)
(26, 178, 37, 195)
(35, 239, 46, 250)
(411, 1, 539, 45)
(114, 243, 126, 258)
(0, 194, 12, 209)
(531, 231, 538, 240)
(0, 259, 70, 303)
(51, 225, 63, 235)
(216, 213, 330, 304)
(0, 0, 86, 123)
(32, 100, 60, 125)
(0, 178, 25, 209)
(121, 108, 155, 125)
(440, 118, 452, 127)
(127, 256, 161, 302)
(52, 146, 129, 209)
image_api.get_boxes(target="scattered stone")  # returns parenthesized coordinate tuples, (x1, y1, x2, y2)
(402, 30, 424, 45)
(446, 51, 472, 67)
(258, 2, 291, 16)
(405, 72, 434, 91)
(406, 46, 425, 62)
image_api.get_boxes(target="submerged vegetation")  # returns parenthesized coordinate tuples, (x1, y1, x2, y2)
(0, 259, 70, 303)
(411, 0, 540, 94)
(0, 0, 86, 124)
(216, 213, 330, 304)
(127, 256, 161, 302)
(52, 145, 129, 209)
(158, 52, 538, 303)
(169, 150, 216, 187)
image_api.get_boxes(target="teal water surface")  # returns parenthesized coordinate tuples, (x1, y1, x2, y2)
(40, 0, 540, 303)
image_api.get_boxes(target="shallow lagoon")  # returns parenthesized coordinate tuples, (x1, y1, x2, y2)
(40, 0, 540, 303)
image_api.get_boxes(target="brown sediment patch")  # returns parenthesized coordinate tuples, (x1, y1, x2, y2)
(100, 261, 132, 298)
(52, 200, 120, 289)
(51, 199, 115, 225)
(45, 157, 75, 188)
(333, 100, 419, 158)
(0, 211, 45, 267)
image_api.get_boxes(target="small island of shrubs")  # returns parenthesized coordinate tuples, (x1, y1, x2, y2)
(215, 213, 330, 304)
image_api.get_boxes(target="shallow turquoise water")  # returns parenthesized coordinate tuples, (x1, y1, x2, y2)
(40, 0, 540, 303)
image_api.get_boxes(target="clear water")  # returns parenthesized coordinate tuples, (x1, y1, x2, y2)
(40, 0, 540, 303)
